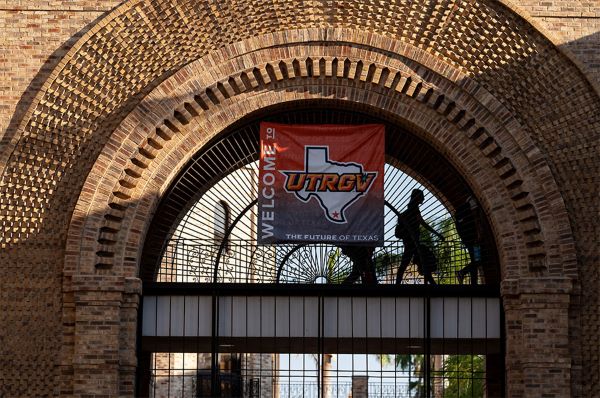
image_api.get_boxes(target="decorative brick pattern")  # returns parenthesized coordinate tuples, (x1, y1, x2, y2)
(0, 1, 598, 396)
(93, 49, 547, 274)
(68, 35, 579, 396)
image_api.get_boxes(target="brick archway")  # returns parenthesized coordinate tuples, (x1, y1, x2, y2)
(68, 36, 572, 276)
(1, 1, 597, 397)
(63, 34, 577, 396)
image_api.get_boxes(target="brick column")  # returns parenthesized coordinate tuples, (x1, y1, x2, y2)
(71, 275, 141, 397)
(119, 277, 142, 396)
(502, 278, 573, 397)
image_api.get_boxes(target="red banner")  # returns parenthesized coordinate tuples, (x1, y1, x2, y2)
(258, 122, 384, 245)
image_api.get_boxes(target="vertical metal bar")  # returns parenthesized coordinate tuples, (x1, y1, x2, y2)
(336, 296, 340, 398)
(244, 297, 248, 398)
(379, 297, 383, 397)
(500, 299, 506, 396)
(473, 297, 477, 398)
(394, 296, 398, 397)
(259, 296, 263, 398)
(210, 291, 219, 396)
(288, 296, 292, 398)
(302, 296, 306, 397)
(154, 296, 159, 398)
(425, 289, 431, 398)
(167, 296, 172, 398)
(195, 295, 201, 398)
(351, 297, 354, 398)
(364, 295, 368, 397)
(182, 296, 186, 398)
(318, 295, 323, 398)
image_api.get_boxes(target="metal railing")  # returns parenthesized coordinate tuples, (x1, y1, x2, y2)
(277, 382, 410, 398)
(156, 239, 485, 285)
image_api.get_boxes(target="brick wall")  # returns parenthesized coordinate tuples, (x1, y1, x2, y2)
(0, 1, 122, 144)
(0, 3, 120, 395)
(0, 1, 597, 396)
(512, 0, 600, 85)
(508, 3, 600, 395)
(0, 1, 598, 147)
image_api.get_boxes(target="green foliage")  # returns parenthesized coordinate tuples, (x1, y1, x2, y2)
(373, 252, 401, 277)
(414, 216, 470, 284)
(441, 355, 485, 398)
(326, 248, 348, 284)
(384, 354, 426, 398)
(377, 353, 392, 368)
(432, 218, 470, 284)
(378, 353, 485, 397)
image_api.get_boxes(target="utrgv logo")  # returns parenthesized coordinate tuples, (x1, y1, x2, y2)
(281, 146, 378, 224)
(284, 172, 376, 193)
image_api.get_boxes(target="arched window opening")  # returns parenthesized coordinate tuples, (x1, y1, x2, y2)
(137, 105, 504, 398)
(151, 158, 495, 287)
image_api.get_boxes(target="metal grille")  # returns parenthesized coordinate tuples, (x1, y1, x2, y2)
(141, 106, 499, 285)
(145, 353, 487, 398)
(154, 160, 491, 286)
(139, 287, 502, 398)
(138, 105, 503, 397)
